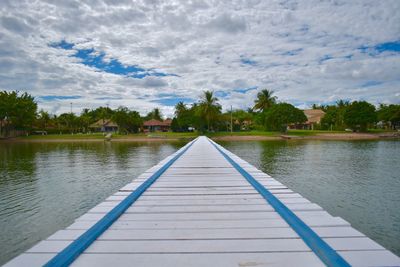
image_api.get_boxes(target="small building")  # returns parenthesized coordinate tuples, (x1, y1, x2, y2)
(89, 119, 119, 133)
(304, 109, 325, 130)
(288, 109, 325, 130)
(143, 119, 172, 132)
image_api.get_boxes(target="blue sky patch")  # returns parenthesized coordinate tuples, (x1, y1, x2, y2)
(361, 81, 383, 87)
(95, 96, 123, 100)
(233, 86, 257, 93)
(359, 41, 400, 55)
(50, 40, 178, 78)
(39, 95, 82, 101)
(319, 55, 332, 63)
(282, 48, 303, 56)
(240, 56, 257, 66)
(375, 41, 400, 53)
(50, 40, 74, 50)
(152, 97, 194, 106)
(156, 93, 180, 98)
(214, 91, 230, 98)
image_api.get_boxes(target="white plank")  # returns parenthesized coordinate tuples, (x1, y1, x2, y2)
(67, 219, 291, 230)
(76, 210, 334, 221)
(88, 203, 322, 213)
(48, 226, 364, 241)
(70, 252, 324, 267)
(28, 239, 311, 253)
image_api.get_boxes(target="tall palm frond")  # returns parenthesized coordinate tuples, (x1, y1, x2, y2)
(253, 89, 276, 111)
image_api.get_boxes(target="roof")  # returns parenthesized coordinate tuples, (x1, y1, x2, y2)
(303, 109, 325, 124)
(144, 119, 172, 127)
(89, 119, 118, 128)
(163, 119, 172, 126)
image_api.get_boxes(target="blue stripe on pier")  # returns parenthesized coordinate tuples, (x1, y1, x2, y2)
(43, 138, 198, 267)
(208, 138, 351, 267)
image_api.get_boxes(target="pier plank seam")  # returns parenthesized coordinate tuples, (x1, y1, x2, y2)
(3, 136, 400, 267)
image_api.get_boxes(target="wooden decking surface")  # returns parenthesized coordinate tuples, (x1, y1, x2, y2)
(4, 136, 400, 266)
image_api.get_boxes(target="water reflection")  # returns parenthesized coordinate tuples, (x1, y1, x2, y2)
(0, 141, 186, 265)
(220, 140, 400, 256)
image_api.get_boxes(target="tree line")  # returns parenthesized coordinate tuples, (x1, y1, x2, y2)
(314, 100, 400, 131)
(171, 90, 307, 132)
(172, 89, 399, 132)
(1, 89, 399, 137)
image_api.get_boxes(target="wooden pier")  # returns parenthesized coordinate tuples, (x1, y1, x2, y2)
(5, 136, 400, 266)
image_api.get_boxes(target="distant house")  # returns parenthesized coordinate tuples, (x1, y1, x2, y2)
(89, 119, 119, 133)
(304, 109, 325, 130)
(143, 119, 172, 132)
(288, 109, 325, 130)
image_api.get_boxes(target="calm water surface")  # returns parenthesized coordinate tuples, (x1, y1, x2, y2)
(220, 140, 400, 257)
(0, 141, 185, 265)
(0, 140, 399, 264)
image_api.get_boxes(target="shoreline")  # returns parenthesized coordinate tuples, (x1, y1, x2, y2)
(1, 132, 399, 143)
(212, 132, 399, 141)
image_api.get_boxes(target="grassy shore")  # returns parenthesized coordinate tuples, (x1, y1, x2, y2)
(2, 129, 398, 142)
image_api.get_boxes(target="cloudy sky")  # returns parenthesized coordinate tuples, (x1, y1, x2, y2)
(0, 0, 399, 116)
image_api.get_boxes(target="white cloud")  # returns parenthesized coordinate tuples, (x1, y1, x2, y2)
(0, 0, 399, 117)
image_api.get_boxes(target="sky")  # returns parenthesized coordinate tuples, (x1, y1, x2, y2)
(0, 0, 399, 117)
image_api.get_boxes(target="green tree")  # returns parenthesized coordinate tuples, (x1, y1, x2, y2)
(57, 113, 78, 133)
(378, 104, 400, 129)
(78, 108, 93, 133)
(198, 91, 221, 131)
(112, 107, 142, 133)
(93, 106, 113, 123)
(37, 110, 51, 130)
(253, 89, 277, 112)
(171, 117, 179, 132)
(222, 109, 254, 131)
(174, 102, 187, 118)
(344, 101, 376, 132)
(189, 103, 203, 131)
(320, 106, 338, 130)
(264, 103, 307, 132)
(0, 91, 11, 136)
(173, 101, 194, 131)
(0, 91, 37, 136)
(146, 108, 163, 121)
(319, 100, 350, 130)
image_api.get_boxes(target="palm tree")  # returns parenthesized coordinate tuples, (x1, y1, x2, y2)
(147, 108, 163, 121)
(37, 110, 50, 130)
(198, 91, 221, 131)
(253, 89, 277, 112)
(174, 101, 187, 118)
(79, 109, 92, 133)
(336, 99, 350, 108)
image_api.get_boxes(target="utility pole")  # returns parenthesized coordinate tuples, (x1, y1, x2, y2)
(70, 102, 73, 135)
(230, 105, 233, 134)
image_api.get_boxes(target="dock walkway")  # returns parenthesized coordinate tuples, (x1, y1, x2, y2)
(5, 136, 400, 266)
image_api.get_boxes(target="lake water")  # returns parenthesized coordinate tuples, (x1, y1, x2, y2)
(0, 139, 399, 264)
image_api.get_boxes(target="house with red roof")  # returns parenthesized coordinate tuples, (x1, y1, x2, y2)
(143, 119, 172, 132)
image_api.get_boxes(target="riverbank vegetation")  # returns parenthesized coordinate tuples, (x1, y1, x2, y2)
(1, 89, 399, 138)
